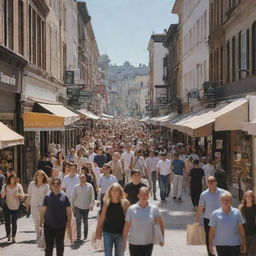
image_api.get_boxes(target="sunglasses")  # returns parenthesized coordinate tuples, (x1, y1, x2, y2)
(52, 182, 61, 185)
(208, 180, 216, 183)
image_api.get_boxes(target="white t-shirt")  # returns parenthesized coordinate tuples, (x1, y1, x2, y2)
(202, 164, 215, 181)
(121, 151, 134, 170)
(156, 159, 172, 176)
(62, 174, 80, 199)
(88, 152, 97, 163)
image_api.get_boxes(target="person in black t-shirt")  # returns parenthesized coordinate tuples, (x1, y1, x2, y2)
(37, 153, 53, 177)
(124, 169, 146, 205)
(189, 160, 204, 207)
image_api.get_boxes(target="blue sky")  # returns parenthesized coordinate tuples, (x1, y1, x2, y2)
(85, 0, 178, 66)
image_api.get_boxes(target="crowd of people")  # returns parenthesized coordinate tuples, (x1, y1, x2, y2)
(0, 119, 255, 256)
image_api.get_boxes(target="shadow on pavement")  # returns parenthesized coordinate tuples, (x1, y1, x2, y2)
(17, 239, 37, 244)
(19, 230, 35, 234)
(0, 241, 12, 248)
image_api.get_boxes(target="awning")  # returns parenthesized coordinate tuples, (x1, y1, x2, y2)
(149, 112, 177, 125)
(0, 122, 24, 149)
(23, 112, 65, 131)
(101, 113, 114, 119)
(77, 109, 101, 120)
(37, 103, 80, 126)
(242, 120, 256, 135)
(214, 99, 248, 131)
(169, 99, 248, 137)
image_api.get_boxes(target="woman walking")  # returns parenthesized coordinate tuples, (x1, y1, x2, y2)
(54, 151, 64, 172)
(1, 174, 25, 243)
(189, 160, 204, 207)
(26, 170, 50, 238)
(109, 152, 124, 187)
(239, 190, 256, 256)
(96, 183, 129, 256)
(123, 187, 164, 256)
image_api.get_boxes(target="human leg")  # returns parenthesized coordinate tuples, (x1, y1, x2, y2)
(113, 233, 124, 256)
(31, 205, 40, 238)
(10, 210, 18, 238)
(172, 174, 178, 198)
(129, 244, 142, 256)
(204, 218, 214, 256)
(103, 232, 114, 256)
(55, 226, 66, 256)
(74, 207, 82, 239)
(177, 175, 183, 199)
(44, 224, 55, 256)
(82, 209, 89, 239)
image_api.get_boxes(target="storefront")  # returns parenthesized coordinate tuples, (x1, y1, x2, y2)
(0, 46, 27, 176)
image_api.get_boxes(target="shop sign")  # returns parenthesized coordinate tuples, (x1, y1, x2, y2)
(203, 82, 216, 99)
(0, 72, 16, 86)
(188, 89, 199, 102)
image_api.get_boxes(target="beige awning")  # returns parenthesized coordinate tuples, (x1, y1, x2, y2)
(169, 99, 248, 137)
(101, 113, 114, 119)
(77, 109, 101, 120)
(23, 112, 65, 131)
(37, 103, 80, 126)
(0, 122, 24, 149)
(242, 120, 256, 135)
(214, 99, 248, 131)
(149, 112, 177, 125)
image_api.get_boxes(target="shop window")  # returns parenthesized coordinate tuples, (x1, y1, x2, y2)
(220, 46, 223, 84)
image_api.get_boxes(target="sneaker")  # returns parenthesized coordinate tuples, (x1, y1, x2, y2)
(12, 238, 16, 243)
(173, 197, 176, 200)
(177, 197, 182, 201)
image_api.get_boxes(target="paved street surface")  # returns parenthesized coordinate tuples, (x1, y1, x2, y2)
(0, 191, 207, 256)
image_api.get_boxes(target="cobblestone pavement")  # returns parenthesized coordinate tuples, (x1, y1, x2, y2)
(0, 190, 208, 256)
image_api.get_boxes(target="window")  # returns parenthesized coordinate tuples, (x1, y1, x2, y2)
(196, 19, 200, 45)
(4, 0, 13, 50)
(232, 36, 236, 81)
(203, 10, 207, 39)
(32, 9, 37, 65)
(18, 0, 24, 55)
(240, 31, 247, 70)
(220, 46, 223, 84)
(252, 22, 256, 74)
(227, 41, 230, 82)
(37, 16, 42, 67)
(29, 5, 32, 61)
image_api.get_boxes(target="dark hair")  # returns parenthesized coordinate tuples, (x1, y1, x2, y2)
(7, 174, 17, 185)
(130, 169, 141, 176)
(193, 159, 200, 165)
(174, 153, 179, 157)
(43, 153, 49, 158)
(81, 166, 90, 174)
(62, 161, 70, 172)
(51, 178, 61, 184)
(70, 163, 77, 169)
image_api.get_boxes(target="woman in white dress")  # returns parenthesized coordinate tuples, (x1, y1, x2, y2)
(54, 151, 64, 172)
(26, 170, 50, 238)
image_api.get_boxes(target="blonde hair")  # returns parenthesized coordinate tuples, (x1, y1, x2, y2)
(220, 191, 232, 200)
(103, 183, 129, 210)
(239, 190, 255, 212)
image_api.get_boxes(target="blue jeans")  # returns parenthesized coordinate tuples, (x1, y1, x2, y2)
(103, 232, 124, 256)
(159, 174, 170, 200)
(74, 207, 89, 239)
(5, 209, 18, 237)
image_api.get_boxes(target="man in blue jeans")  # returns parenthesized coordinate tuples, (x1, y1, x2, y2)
(156, 152, 171, 201)
(71, 173, 95, 241)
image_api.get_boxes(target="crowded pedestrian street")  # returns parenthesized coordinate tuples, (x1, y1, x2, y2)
(1, 1, 256, 256)
(0, 190, 206, 256)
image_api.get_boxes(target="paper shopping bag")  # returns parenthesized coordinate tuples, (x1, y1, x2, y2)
(187, 223, 206, 245)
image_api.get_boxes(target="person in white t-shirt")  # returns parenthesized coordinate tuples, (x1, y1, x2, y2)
(88, 147, 97, 163)
(121, 144, 134, 184)
(156, 152, 172, 201)
(202, 159, 215, 184)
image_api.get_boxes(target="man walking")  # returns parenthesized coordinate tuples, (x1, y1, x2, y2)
(62, 163, 80, 199)
(195, 176, 226, 256)
(71, 173, 95, 241)
(121, 144, 134, 184)
(145, 151, 160, 200)
(171, 153, 184, 201)
(157, 152, 171, 201)
(40, 178, 71, 256)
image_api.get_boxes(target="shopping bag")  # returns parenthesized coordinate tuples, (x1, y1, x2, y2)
(91, 232, 104, 251)
(154, 224, 164, 245)
(186, 223, 206, 245)
(37, 229, 45, 249)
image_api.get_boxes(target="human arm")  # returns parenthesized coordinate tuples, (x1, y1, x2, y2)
(39, 206, 47, 228)
(66, 206, 72, 227)
(155, 215, 165, 246)
(208, 227, 215, 254)
(195, 205, 204, 223)
(238, 224, 247, 253)
(1, 184, 7, 198)
(122, 221, 131, 249)
(95, 204, 107, 239)
(26, 183, 32, 208)
(89, 186, 95, 211)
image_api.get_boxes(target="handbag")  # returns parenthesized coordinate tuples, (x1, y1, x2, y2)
(186, 223, 206, 245)
(154, 223, 164, 245)
(38, 228, 46, 249)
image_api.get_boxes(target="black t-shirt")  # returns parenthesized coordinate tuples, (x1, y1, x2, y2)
(103, 202, 125, 234)
(38, 160, 53, 177)
(124, 182, 146, 205)
(241, 205, 256, 236)
(189, 168, 204, 190)
(43, 192, 70, 228)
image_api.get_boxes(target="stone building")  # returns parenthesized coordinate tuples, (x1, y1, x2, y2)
(147, 34, 168, 116)
(208, 0, 256, 195)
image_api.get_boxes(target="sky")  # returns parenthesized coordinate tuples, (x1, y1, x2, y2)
(85, 0, 178, 66)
